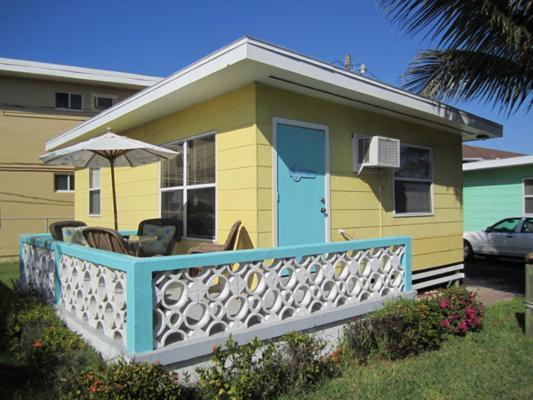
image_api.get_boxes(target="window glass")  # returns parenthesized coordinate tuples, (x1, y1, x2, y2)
(89, 168, 100, 215)
(161, 190, 184, 220)
(89, 168, 100, 188)
(55, 92, 69, 108)
(525, 197, 533, 215)
(54, 175, 69, 191)
(70, 94, 82, 110)
(394, 145, 432, 214)
(490, 218, 521, 233)
(187, 135, 215, 185)
(89, 191, 101, 215)
(394, 181, 431, 214)
(160, 134, 216, 239)
(70, 175, 75, 190)
(521, 218, 533, 233)
(161, 142, 184, 188)
(95, 96, 113, 109)
(187, 188, 215, 239)
(395, 146, 432, 180)
(525, 179, 533, 196)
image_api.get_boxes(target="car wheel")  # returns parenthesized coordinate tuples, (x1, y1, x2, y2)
(463, 240, 474, 261)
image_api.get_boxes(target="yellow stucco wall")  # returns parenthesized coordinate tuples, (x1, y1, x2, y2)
(75, 84, 259, 251)
(255, 84, 463, 271)
(72, 83, 462, 270)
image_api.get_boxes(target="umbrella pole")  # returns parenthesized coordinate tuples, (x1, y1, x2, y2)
(110, 159, 118, 231)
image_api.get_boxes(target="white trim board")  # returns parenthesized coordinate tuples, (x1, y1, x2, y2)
(0, 57, 161, 89)
(46, 37, 502, 151)
(463, 155, 533, 171)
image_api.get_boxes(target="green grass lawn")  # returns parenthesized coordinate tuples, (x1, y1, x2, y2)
(0, 261, 19, 287)
(282, 297, 533, 400)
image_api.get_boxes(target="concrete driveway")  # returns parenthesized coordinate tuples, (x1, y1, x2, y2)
(465, 256, 525, 305)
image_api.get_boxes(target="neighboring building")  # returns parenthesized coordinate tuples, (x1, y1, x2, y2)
(0, 58, 161, 258)
(462, 144, 525, 163)
(45, 37, 502, 276)
(463, 156, 533, 231)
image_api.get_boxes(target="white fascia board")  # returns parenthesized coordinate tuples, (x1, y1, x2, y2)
(0, 57, 161, 88)
(45, 36, 502, 151)
(45, 38, 249, 151)
(245, 39, 501, 137)
(463, 155, 533, 171)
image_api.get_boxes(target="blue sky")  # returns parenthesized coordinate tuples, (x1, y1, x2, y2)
(1, 0, 531, 153)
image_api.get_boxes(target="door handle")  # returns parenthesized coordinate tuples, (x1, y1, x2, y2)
(320, 207, 327, 214)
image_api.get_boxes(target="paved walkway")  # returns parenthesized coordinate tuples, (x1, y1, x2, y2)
(464, 257, 524, 306)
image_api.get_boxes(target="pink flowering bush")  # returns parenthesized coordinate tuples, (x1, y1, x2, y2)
(435, 287, 484, 335)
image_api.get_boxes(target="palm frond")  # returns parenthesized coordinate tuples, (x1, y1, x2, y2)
(403, 48, 533, 113)
(377, 0, 533, 113)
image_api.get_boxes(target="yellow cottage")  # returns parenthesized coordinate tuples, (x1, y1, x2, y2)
(45, 37, 502, 287)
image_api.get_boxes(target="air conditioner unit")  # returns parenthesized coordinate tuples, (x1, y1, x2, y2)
(352, 134, 400, 174)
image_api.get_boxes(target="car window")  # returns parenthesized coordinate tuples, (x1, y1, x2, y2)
(521, 218, 533, 233)
(490, 218, 521, 233)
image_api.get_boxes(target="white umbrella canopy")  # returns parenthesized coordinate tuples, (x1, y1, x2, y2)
(40, 131, 179, 230)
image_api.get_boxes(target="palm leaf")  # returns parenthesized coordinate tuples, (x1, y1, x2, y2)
(403, 49, 532, 113)
(377, 0, 533, 113)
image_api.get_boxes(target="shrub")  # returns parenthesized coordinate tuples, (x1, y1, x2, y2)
(197, 333, 337, 400)
(343, 298, 444, 363)
(196, 337, 283, 400)
(434, 286, 484, 335)
(276, 331, 339, 393)
(63, 361, 189, 400)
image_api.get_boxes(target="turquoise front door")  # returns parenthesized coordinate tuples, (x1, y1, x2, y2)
(276, 122, 327, 246)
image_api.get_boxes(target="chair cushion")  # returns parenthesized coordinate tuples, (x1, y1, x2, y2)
(140, 224, 176, 256)
(62, 226, 88, 246)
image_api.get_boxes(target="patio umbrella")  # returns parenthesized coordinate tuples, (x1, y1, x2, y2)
(40, 131, 178, 230)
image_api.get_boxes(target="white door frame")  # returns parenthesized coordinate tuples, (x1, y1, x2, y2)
(272, 117, 331, 246)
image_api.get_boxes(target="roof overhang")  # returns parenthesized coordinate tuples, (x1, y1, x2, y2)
(463, 155, 533, 171)
(0, 57, 161, 89)
(46, 37, 503, 151)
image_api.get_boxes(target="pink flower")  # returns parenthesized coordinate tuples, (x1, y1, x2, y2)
(441, 319, 450, 329)
(458, 320, 468, 333)
(465, 307, 475, 318)
(439, 299, 450, 309)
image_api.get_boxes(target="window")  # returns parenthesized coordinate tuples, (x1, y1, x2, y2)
(160, 133, 216, 239)
(525, 179, 533, 215)
(394, 145, 433, 215)
(91, 93, 117, 110)
(55, 92, 82, 110)
(89, 168, 101, 216)
(489, 218, 521, 233)
(54, 174, 75, 192)
(521, 218, 533, 233)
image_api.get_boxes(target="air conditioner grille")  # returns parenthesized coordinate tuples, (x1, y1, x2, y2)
(378, 138, 399, 166)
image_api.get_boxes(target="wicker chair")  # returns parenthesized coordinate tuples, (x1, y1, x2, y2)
(49, 220, 87, 241)
(137, 218, 182, 256)
(83, 227, 132, 255)
(188, 220, 241, 254)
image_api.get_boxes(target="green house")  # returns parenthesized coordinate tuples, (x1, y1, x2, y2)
(463, 156, 533, 231)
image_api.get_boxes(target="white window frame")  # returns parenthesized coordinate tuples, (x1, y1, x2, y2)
(524, 178, 533, 216)
(55, 91, 83, 111)
(91, 93, 118, 111)
(54, 174, 75, 192)
(88, 168, 101, 217)
(393, 143, 434, 217)
(159, 131, 217, 241)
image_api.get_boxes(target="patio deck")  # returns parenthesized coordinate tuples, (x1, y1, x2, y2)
(19, 233, 414, 365)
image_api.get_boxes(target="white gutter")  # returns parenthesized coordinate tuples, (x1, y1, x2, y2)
(463, 155, 533, 171)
